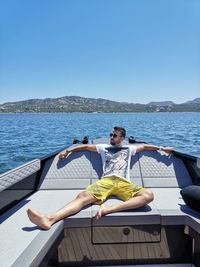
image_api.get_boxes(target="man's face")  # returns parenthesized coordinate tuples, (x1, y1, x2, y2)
(110, 130, 124, 146)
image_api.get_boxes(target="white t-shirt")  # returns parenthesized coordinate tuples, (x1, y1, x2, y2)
(96, 144, 137, 182)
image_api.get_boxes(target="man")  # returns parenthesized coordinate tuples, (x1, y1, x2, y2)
(27, 126, 174, 230)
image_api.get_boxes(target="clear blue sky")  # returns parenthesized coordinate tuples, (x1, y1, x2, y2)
(0, 0, 199, 104)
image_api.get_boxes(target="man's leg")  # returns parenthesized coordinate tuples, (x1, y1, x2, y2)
(95, 189, 154, 219)
(27, 191, 97, 230)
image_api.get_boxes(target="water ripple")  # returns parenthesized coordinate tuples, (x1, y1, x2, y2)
(0, 112, 200, 174)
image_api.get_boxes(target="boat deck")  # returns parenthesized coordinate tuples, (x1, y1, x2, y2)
(0, 139, 200, 266)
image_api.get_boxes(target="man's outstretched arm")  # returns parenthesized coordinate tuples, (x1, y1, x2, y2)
(136, 144, 175, 154)
(59, 144, 97, 160)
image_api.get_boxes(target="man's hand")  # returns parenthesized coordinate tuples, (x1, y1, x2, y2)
(162, 146, 175, 154)
(59, 150, 70, 160)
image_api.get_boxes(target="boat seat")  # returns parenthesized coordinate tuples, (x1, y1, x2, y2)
(38, 149, 197, 229)
(151, 187, 200, 233)
(0, 189, 92, 267)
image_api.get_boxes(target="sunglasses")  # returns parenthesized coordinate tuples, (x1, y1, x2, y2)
(110, 133, 122, 138)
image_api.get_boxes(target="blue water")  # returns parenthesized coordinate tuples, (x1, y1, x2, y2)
(0, 112, 200, 174)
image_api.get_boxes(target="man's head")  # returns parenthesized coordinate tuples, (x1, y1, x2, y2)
(110, 126, 126, 146)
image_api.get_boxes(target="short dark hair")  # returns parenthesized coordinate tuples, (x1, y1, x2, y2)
(113, 126, 126, 138)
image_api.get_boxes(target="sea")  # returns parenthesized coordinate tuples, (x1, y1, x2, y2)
(0, 112, 200, 174)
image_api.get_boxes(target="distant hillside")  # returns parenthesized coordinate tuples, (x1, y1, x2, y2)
(184, 98, 200, 105)
(0, 96, 199, 113)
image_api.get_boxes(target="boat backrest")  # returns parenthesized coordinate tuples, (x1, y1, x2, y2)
(138, 151, 193, 188)
(39, 152, 92, 189)
(39, 145, 193, 190)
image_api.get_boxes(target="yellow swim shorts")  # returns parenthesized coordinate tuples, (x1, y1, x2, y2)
(85, 176, 143, 205)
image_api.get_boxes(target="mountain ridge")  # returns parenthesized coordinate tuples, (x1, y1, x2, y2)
(0, 96, 199, 113)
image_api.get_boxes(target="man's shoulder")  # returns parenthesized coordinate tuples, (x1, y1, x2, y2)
(97, 143, 110, 147)
(96, 143, 110, 152)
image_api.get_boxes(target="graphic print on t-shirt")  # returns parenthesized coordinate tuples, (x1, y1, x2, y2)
(103, 147, 130, 179)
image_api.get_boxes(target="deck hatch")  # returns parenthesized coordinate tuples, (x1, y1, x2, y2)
(91, 225, 161, 244)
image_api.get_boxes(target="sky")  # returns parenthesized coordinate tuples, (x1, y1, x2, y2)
(0, 0, 199, 104)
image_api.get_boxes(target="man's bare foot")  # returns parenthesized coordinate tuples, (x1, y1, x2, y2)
(95, 204, 109, 220)
(27, 208, 53, 230)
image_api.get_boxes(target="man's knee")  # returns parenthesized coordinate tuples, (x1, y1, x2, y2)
(141, 189, 154, 204)
(76, 191, 95, 203)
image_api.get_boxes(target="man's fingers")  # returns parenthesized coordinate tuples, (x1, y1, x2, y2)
(58, 153, 66, 160)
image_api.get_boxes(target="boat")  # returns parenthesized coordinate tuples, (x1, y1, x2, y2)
(0, 137, 200, 267)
